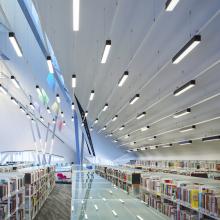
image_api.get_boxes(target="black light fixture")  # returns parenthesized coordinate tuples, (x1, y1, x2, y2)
(89, 90, 95, 101)
(46, 56, 54, 73)
(72, 74, 76, 88)
(179, 140, 192, 145)
(118, 71, 129, 87)
(202, 135, 220, 142)
(47, 107, 51, 114)
(140, 126, 150, 132)
(56, 94, 60, 103)
(119, 125, 125, 131)
(174, 80, 196, 96)
(179, 125, 196, 133)
(129, 94, 140, 105)
(102, 103, 108, 111)
(101, 40, 111, 63)
(10, 76, 20, 89)
(8, 32, 23, 57)
(172, 35, 201, 64)
(94, 118, 98, 124)
(173, 108, 191, 118)
(36, 85, 41, 96)
(112, 115, 118, 122)
(136, 112, 146, 119)
(165, 0, 180, 11)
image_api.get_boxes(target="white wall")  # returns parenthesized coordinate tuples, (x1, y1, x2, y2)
(0, 93, 74, 162)
(135, 140, 220, 161)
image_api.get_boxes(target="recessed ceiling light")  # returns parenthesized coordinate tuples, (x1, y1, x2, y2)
(172, 35, 201, 64)
(101, 40, 111, 64)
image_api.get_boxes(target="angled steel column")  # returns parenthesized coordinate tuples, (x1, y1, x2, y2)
(74, 111, 80, 165)
(80, 132, 85, 165)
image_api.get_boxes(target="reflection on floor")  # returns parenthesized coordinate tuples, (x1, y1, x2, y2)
(35, 184, 72, 220)
(71, 169, 167, 220)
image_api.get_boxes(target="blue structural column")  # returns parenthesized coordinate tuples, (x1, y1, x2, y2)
(74, 111, 81, 165)
(80, 133, 85, 165)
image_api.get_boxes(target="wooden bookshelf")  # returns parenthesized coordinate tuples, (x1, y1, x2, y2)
(96, 165, 141, 194)
(129, 160, 220, 180)
(140, 172, 220, 220)
(0, 172, 25, 220)
(20, 166, 55, 220)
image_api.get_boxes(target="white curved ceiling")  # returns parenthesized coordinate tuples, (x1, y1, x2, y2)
(33, 0, 220, 151)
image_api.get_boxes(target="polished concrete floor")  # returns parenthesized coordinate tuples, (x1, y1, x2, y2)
(71, 169, 168, 220)
(35, 184, 72, 220)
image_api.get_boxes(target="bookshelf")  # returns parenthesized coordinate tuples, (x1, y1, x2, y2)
(0, 172, 25, 220)
(130, 160, 220, 179)
(20, 166, 55, 220)
(96, 165, 141, 195)
(140, 172, 220, 220)
(96, 165, 220, 220)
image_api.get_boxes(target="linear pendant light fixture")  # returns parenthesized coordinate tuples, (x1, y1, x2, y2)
(0, 84, 7, 95)
(141, 126, 150, 132)
(47, 107, 51, 114)
(8, 32, 23, 57)
(94, 118, 98, 124)
(56, 94, 60, 103)
(162, 144, 173, 148)
(129, 94, 140, 105)
(202, 135, 220, 142)
(174, 80, 196, 96)
(36, 85, 42, 96)
(179, 140, 192, 145)
(179, 125, 196, 133)
(71, 102, 75, 110)
(19, 106, 26, 114)
(165, 0, 180, 11)
(11, 76, 20, 89)
(172, 35, 201, 64)
(118, 71, 129, 87)
(89, 90, 95, 101)
(173, 108, 191, 118)
(102, 103, 108, 111)
(11, 97, 18, 106)
(101, 40, 111, 63)
(112, 115, 118, 122)
(29, 102, 35, 110)
(72, 74, 76, 88)
(119, 125, 125, 131)
(73, 0, 80, 31)
(137, 112, 146, 120)
(46, 56, 54, 73)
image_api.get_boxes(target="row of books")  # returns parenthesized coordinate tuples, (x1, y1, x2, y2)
(134, 160, 220, 172)
(141, 173, 220, 219)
